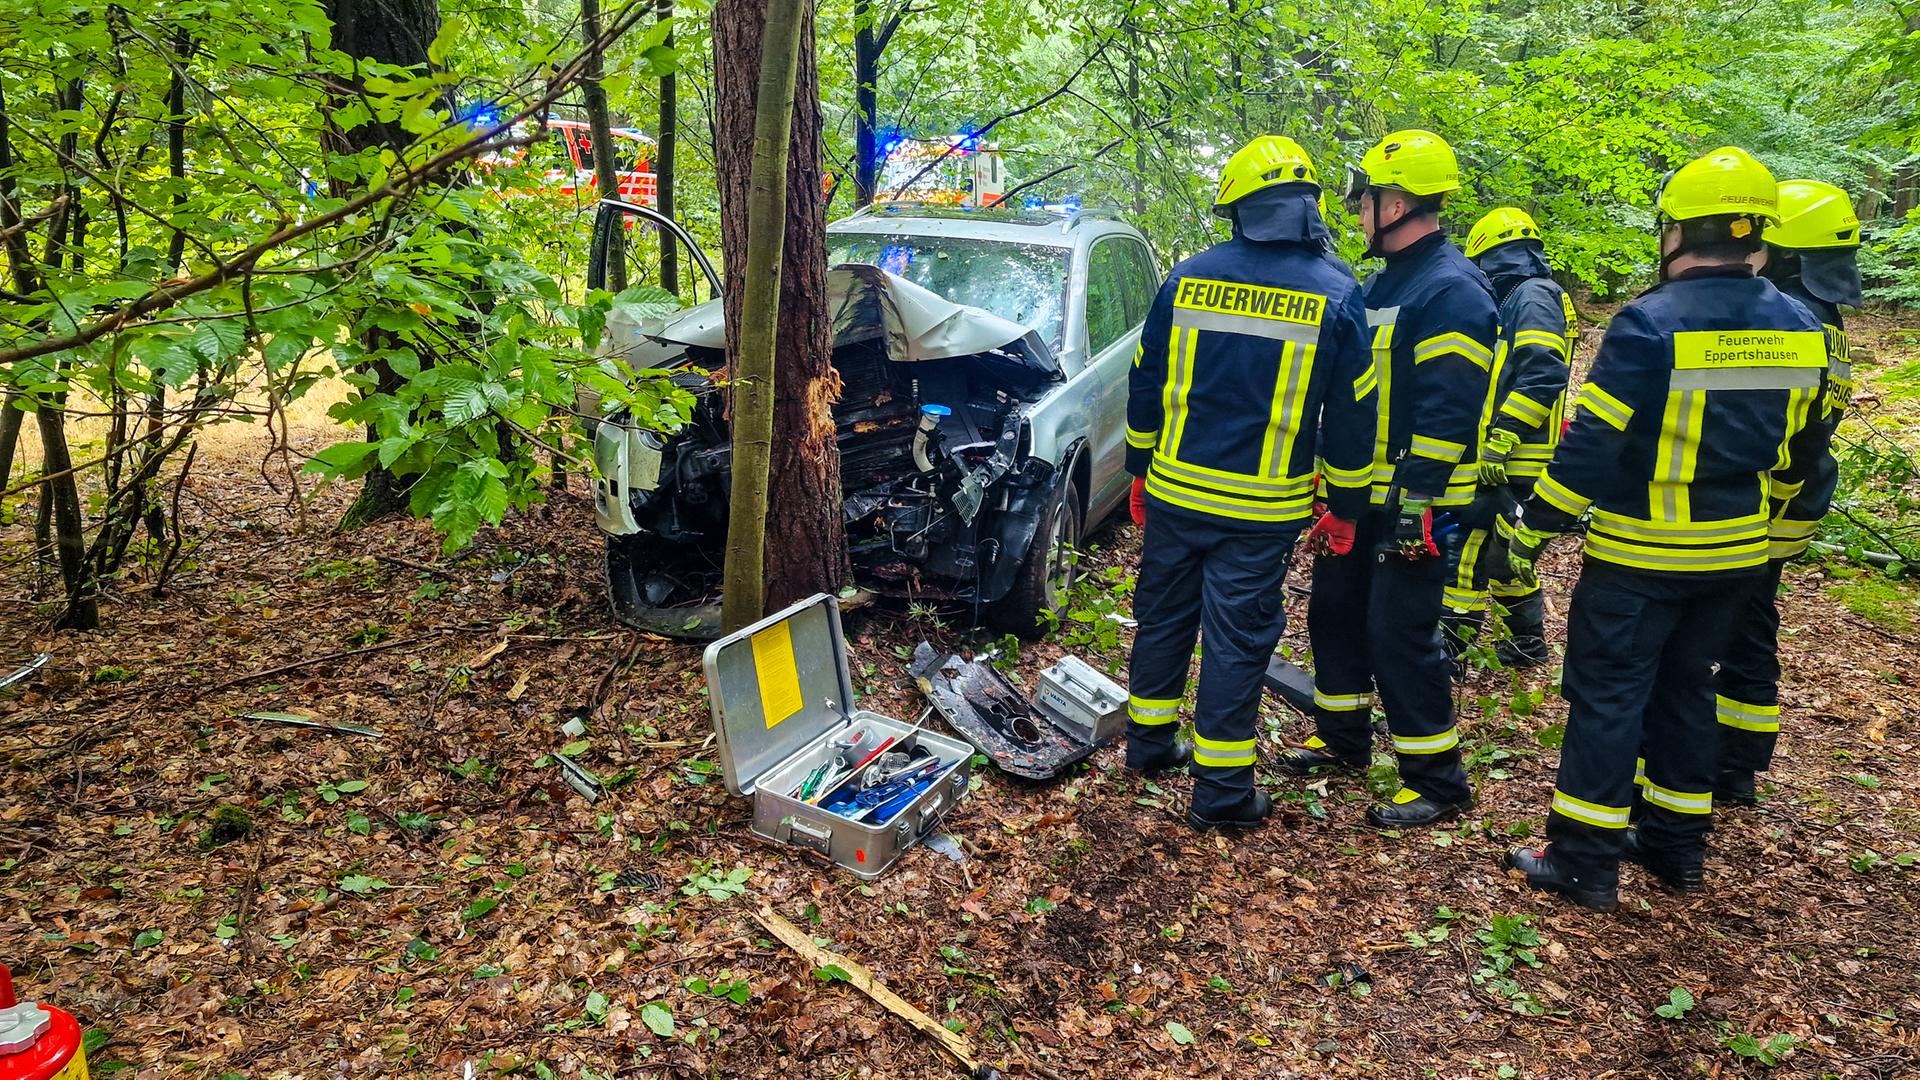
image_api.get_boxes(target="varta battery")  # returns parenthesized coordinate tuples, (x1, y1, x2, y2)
(0, 965, 87, 1080)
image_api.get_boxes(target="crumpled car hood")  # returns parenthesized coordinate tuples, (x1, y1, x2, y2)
(631, 264, 1058, 378)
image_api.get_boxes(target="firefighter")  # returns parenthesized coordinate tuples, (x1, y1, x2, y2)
(1501, 147, 1829, 911)
(1440, 208, 1578, 668)
(1276, 130, 1499, 829)
(1125, 135, 1374, 831)
(1714, 179, 1861, 805)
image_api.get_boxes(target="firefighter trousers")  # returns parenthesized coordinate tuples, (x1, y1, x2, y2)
(1126, 501, 1298, 818)
(1713, 560, 1787, 774)
(1306, 510, 1471, 805)
(1441, 482, 1544, 656)
(1547, 561, 1751, 885)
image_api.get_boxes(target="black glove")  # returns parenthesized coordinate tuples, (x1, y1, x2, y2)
(1393, 496, 1439, 559)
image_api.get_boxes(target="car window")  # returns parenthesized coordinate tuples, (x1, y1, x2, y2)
(1115, 239, 1159, 327)
(1085, 238, 1137, 356)
(826, 234, 1071, 351)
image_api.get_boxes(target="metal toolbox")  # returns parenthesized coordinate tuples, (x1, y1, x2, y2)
(704, 593, 972, 879)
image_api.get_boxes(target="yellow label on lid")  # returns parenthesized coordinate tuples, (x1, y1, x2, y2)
(750, 621, 804, 729)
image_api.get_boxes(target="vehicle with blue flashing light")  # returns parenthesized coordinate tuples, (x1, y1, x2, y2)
(873, 135, 1008, 208)
(586, 200, 1161, 638)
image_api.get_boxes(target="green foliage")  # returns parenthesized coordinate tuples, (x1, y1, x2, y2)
(1654, 986, 1695, 1019)
(681, 861, 752, 901)
(1472, 914, 1550, 1016)
(1723, 1031, 1802, 1067)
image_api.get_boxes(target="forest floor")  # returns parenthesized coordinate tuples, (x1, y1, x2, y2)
(2, 317, 1919, 1080)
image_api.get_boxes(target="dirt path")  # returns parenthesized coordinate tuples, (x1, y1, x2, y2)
(0, 325, 1917, 1079)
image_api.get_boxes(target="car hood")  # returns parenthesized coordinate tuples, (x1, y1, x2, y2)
(637, 264, 1059, 378)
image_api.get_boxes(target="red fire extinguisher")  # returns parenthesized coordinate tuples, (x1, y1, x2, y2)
(0, 965, 87, 1080)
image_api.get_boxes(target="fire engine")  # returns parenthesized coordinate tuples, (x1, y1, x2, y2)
(480, 117, 658, 206)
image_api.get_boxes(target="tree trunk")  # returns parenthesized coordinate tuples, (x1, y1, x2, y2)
(656, 0, 680, 298)
(582, 0, 627, 294)
(39, 404, 98, 629)
(0, 396, 21, 491)
(325, 0, 440, 528)
(713, 0, 844, 624)
(853, 0, 879, 207)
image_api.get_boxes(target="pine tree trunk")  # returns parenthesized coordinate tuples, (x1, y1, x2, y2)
(39, 404, 98, 629)
(713, 0, 845, 623)
(853, 0, 879, 206)
(582, 0, 627, 293)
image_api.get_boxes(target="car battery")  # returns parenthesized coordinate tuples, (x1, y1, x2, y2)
(705, 593, 972, 879)
(1032, 656, 1125, 746)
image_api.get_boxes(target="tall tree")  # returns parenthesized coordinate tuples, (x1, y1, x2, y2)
(324, 0, 440, 528)
(712, 0, 846, 617)
(656, 0, 680, 297)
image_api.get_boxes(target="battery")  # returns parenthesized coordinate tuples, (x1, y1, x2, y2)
(0, 965, 88, 1080)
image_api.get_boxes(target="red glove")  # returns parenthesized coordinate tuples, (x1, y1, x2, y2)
(1306, 513, 1356, 556)
(1130, 477, 1147, 527)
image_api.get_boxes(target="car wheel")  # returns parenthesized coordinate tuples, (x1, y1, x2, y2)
(986, 475, 1085, 639)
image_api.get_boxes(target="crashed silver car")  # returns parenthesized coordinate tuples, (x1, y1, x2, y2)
(588, 202, 1161, 637)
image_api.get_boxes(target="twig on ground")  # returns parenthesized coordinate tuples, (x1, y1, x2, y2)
(206, 632, 441, 691)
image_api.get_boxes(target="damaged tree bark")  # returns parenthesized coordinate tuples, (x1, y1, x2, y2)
(713, 0, 845, 624)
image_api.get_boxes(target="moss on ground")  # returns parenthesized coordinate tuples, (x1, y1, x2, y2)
(1827, 572, 1918, 633)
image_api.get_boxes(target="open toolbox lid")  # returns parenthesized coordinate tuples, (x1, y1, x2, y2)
(703, 593, 858, 796)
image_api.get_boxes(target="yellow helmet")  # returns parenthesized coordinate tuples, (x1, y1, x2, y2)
(1767, 179, 1861, 250)
(1465, 207, 1543, 259)
(1655, 146, 1778, 225)
(1357, 129, 1460, 196)
(1215, 136, 1318, 214)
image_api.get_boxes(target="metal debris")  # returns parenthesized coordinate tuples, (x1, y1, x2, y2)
(237, 710, 383, 738)
(553, 754, 604, 802)
(0, 653, 49, 692)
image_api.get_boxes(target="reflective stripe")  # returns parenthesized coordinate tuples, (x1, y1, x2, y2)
(1193, 734, 1258, 768)
(1129, 695, 1180, 726)
(1634, 757, 1648, 787)
(1391, 728, 1459, 755)
(1551, 789, 1631, 829)
(1584, 532, 1768, 572)
(1770, 537, 1814, 560)
(1303, 735, 1329, 750)
(1534, 473, 1591, 517)
(1444, 585, 1490, 612)
(1151, 454, 1315, 498)
(1715, 694, 1780, 733)
(1641, 782, 1713, 815)
(1366, 306, 1401, 328)
(1260, 341, 1315, 479)
(1144, 473, 1315, 522)
(1410, 434, 1467, 463)
(1164, 325, 1199, 458)
(1126, 426, 1157, 449)
(1321, 460, 1371, 487)
(1768, 517, 1818, 542)
(1511, 329, 1569, 357)
(1313, 689, 1369, 711)
(1577, 384, 1633, 431)
(1507, 443, 1556, 461)
(1500, 393, 1552, 426)
(1353, 362, 1378, 400)
(1588, 509, 1767, 545)
(1669, 366, 1823, 392)
(1413, 332, 1494, 371)
(1488, 578, 1536, 598)
(1172, 308, 1319, 345)
(1769, 476, 1805, 501)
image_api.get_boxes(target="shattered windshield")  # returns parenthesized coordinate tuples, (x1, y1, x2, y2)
(827, 234, 1071, 351)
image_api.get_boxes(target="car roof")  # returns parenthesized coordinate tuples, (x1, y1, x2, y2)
(828, 205, 1143, 249)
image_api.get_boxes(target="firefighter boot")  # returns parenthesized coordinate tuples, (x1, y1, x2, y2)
(1275, 738, 1367, 776)
(1504, 847, 1619, 912)
(1715, 768, 1758, 807)
(1494, 591, 1550, 668)
(1188, 788, 1272, 831)
(1366, 787, 1473, 828)
(1126, 738, 1194, 777)
(1622, 826, 1705, 892)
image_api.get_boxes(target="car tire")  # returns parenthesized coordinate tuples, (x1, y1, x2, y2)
(986, 475, 1085, 639)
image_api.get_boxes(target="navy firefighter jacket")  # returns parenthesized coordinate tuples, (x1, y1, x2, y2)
(1323, 230, 1501, 510)
(1766, 279, 1849, 560)
(1528, 267, 1828, 575)
(1126, 234, 1375, 528)
(1483, 275, 1579, 481)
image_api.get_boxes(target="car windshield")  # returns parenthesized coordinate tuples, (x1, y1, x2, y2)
(826, 233, 1071, 350)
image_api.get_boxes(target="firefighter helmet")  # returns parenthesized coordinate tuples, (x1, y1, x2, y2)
(1215, 136, 1318, 215)
(1465, 207, 1543, 259)
(1654, 147, 1779, 225)
(1767, 179, 1861, 250)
